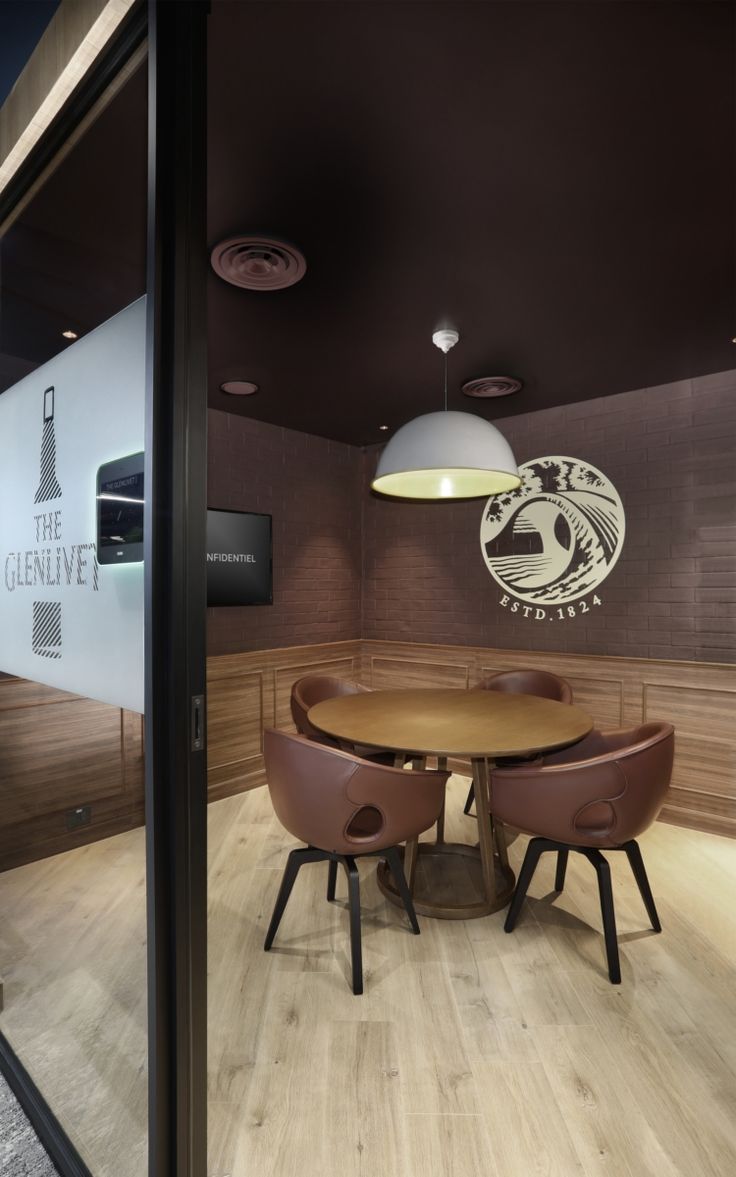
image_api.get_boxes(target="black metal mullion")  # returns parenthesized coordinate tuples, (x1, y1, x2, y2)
(144, 3, 208, 1175)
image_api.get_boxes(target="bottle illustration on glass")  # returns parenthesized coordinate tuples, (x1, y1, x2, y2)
(33, 386, 63, 658)
(32, 601, 62, 660)
(34, 386, 62, 503)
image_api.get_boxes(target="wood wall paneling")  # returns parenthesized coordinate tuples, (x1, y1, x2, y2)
(1, 638, 733, 872)
(563, 676, 624, 728)
(362, 641, 736, 839)
(368, 657, 470, 691)
(643, 682, 736, 834)
(206, 669, 266, 801)
(0, 679, 144, 871)
(205, 641, 362, 801)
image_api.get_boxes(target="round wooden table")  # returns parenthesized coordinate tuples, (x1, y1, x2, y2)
(308, 688, 593, 920)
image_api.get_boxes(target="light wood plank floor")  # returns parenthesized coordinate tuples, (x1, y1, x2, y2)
(1, 774, 736, 1177)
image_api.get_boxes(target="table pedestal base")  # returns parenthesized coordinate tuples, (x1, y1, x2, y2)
(377, 841, 515, 920)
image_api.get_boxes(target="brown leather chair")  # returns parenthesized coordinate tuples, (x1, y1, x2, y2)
(476, 669, 574, 704)
(290, 673, 406, 765)
(463, 669, 574, 814)
(489, 721, 675, 983)
(290, 674, 371, 746)
(263, 727, 448, 994)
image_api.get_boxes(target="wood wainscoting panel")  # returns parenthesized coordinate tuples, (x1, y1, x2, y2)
(360, 640, 736, 838)
(563, 675, 624, 729)
(205, 641, 362, 800)
(644, 683, 736, 835)
(1, 698, 125, 823)
(123, 710, 144, 791)
(643, 683, 735, 742)
(206, 669, 266, 801)
(0, 679, 144, 872)
(368, 656, 470, 691)
(4, 637, 728, 871)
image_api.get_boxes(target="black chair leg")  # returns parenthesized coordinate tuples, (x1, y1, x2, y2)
(504, 837, 548, 932)
(264, 847, 323, 951)
(585, 849, 621, 984)
(623, 840, 661, 932)
(327, 858, 338, 902)
(383, 846, 420, 934)
(463, 781, 475, 815)
(343, 856, 363, 995)
(554, 848, 569, 892)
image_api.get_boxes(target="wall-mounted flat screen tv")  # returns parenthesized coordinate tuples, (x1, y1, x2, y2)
(206, 509, 272, 606)
(97, 451, 145, 564)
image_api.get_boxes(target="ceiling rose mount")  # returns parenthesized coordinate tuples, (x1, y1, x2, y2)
(432, 328, 459, 353)
(210, 235, 307, 291)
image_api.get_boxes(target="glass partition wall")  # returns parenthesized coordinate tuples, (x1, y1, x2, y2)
(0, 4, 208, 1175)
(0, 50, 149, 1177)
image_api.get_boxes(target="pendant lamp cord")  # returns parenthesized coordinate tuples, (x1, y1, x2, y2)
(443, 350, 448, 412)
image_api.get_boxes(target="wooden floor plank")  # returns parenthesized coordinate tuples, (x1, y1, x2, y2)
(0, 772, 735, 1177)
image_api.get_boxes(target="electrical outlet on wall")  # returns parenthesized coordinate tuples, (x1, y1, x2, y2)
(66, 805, 91, 830)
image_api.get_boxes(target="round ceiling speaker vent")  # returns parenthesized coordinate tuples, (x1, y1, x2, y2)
(462, 376, 522, 398)
(211, 236, 307, 291)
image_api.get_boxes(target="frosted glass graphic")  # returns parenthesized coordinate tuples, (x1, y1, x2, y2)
(0, 298, 145, 712)
(32, 600, 62, 659)
(34, 387, 63, 503)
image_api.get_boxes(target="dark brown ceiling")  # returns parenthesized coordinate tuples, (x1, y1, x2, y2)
(206, 0, 735, 444)
(2, 2, 734, 446)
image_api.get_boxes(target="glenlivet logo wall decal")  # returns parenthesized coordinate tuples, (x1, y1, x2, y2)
(480, 455, 625, 621)
(3, 385, 100, 661)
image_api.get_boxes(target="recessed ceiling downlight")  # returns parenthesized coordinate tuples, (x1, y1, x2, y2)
(462, 376, 522, 398)
(220, 380, 259, 396)
(211, 236, 307, 291)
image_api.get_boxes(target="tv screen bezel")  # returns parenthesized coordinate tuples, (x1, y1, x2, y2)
(206, 507, 273, 607)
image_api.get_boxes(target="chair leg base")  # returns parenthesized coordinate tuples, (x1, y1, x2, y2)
(504, 837, 659, 985)
(264, 843, 421, 995)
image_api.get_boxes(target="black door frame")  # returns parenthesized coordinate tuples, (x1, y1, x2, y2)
(0, 3, 209, 1174)
(145, 1, 208, 1173)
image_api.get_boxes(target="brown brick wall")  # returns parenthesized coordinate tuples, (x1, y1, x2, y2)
(362, 371, 736, 662)
(207, 410, 362, 654)
(208, 370, 736, 663)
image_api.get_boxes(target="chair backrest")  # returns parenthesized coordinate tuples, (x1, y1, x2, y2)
(474, 669, 573, 705)
(263, 728, 448, 856)
(489, 722, 675, 847)
(290, 675, 372, 744)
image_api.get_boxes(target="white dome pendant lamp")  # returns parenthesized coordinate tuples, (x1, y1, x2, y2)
(371, 328, 522, 499)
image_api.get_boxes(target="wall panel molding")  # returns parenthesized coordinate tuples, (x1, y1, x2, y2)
(2, 638, 732, 872)
(205, 638, 734, 839)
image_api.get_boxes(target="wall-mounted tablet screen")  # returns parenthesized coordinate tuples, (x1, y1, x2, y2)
(97, 452, 144, 564)
(206, 509, 272, 606)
